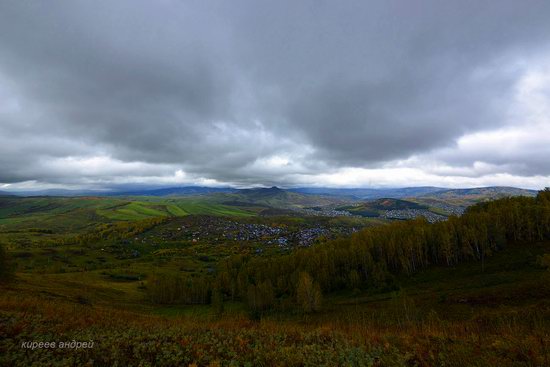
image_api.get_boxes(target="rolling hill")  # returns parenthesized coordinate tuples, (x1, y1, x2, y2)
(111, 186, 237, 197)
(213, 186, 345, 210)
(290, 186, 445, 199)
(0, 186, 538, 221)
(413, 186, 537, 208)
(338, 198, 429, 217)
(0, 196, 255, 230)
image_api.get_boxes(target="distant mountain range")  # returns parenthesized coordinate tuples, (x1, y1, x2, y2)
(109, 186, 237, 197)
(0, 186, 537, 220)
(291, 186, 537, 200)
(289, 186, 446, 199)
(2, 185, 538, 205)
(418, 186, 536, 198)
(216, 186, 340, 209)
(1, 186, 236, 197)
(412, 186, 537, 207)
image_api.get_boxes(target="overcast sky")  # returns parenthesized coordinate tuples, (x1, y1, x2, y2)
(1, 1, 549, 190)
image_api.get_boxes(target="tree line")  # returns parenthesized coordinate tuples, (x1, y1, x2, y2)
(148, 190, 550, 314)
(61, 217, 168, 246)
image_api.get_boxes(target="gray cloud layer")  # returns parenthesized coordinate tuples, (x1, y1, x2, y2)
(1, 1, 550, 188)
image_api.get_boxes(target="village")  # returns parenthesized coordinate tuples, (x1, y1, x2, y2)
(426, 202, 466, 216)
(382, 209, 447, 223)
(130, 216, 360, 252)
(296, 206, 355, 217)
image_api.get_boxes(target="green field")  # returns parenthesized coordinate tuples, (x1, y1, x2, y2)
(0, 196, 255, 228)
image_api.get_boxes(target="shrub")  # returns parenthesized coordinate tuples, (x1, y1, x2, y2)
(0, 242, 14, 282)
(297, 272, 322, 313)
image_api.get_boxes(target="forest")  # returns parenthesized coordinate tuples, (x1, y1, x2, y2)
(145, 190, 550, 314)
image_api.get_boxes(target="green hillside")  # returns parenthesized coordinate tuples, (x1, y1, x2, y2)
(1, 190, 549, 366)
(0, 196, 256, 229)
(417, 186, 537, 206)
(338, 198, 429, 217)
(213, 186, 343, 209)
(1, 230, 549, 366)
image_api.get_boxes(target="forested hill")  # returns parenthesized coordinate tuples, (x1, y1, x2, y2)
(149, 189, 550, 312)
(290, 186, 536, 200)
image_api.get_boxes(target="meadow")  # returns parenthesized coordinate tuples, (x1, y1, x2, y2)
(1, 193, 549, 366)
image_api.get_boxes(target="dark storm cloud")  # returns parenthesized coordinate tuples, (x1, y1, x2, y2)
(0, 0, 549, 187)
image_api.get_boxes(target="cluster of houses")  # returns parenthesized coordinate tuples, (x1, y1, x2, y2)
(382, 209, 447, 223)
(142, 216, 358, 250)
(297, 207, 354, 217)
(426, 202, 465, 216)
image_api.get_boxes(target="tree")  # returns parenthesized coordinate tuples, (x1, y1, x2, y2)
(538, 254, 550, 270)
(221, 190, 550, 309)
(296, 272, 322, 312)
(0, 242, 13, 283)
(348, 270, 361, 290)
(537, 187, 550, 205)
(147, 273, 181, 304)
(211, 287, 224, 318)
(247, 280, 275, 317)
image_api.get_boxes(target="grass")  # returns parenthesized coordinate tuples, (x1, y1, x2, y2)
(1, 196, 550, 365)
(96, 198, 256, 220)
(1, 296, 405, 366)
(1, 240, 549, 366)
(97, 202, 169, 220)
(1, 262, 549, 366)
(0, 196, 256, 229)
(318, 241, 550, 328)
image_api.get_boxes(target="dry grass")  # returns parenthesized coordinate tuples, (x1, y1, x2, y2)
(1, 291, 549, 366)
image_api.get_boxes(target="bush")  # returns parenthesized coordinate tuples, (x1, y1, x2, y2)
(297, 272, 322, 313)
(147, 273, 211, 305)
(0, 242, 14, 283)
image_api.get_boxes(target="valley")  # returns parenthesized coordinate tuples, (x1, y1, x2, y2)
(1, 187, 549, 366)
